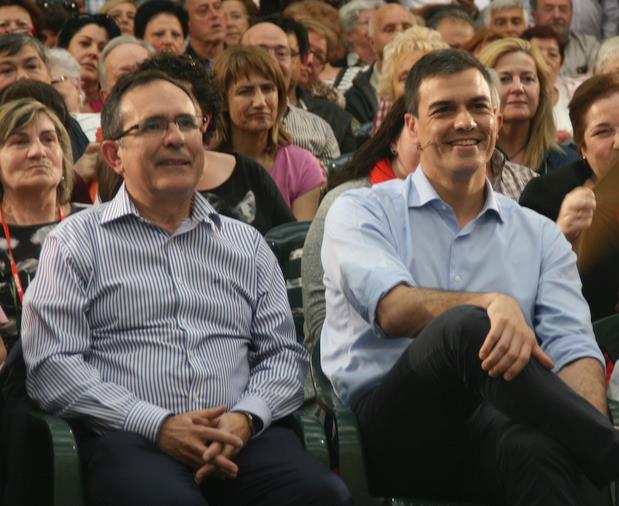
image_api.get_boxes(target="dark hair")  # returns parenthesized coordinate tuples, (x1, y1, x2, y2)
(328, 97, 406, 191)
(427, 7, 475, 31)
(405, 48, 493, 116)
(0, 78, 70, 124)
(521, 25, 566, 63)
(101, 68, 197, 140)
(0, 32, 46, 61)
(57, 13, 120, 48)
(260, 13, 309, 57)
(134, 0, 188, 39)
(37, 0, 79, 36)
(0, 0, 44, 36)
(137, 53, 219, 141)
(569, 72, 619, 153)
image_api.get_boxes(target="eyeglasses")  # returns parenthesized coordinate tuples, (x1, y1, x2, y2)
(112, 114, 206, 141)
(309, 49, 327, 68)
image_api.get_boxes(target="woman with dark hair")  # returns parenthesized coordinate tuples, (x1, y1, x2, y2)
(213, 45, 324, 220)
(134, 0, 188, 55)
(57, 13, 120, 112)
(99, 53, 295, 234)
(302, 97, 419, 352)
(0, 0, 43, 37)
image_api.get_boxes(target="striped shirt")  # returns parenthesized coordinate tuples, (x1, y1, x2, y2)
(284, 105, 341, 164)
(22, 185, 308, 442)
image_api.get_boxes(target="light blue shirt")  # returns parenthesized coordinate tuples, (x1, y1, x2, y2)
(22, 185, 308, 441)
(321, 168, 603, 406)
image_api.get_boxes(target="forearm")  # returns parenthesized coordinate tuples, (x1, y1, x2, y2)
(558, 357, 608, 415)
(377, 284, 494, 337)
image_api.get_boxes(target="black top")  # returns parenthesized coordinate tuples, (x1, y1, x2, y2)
(0, 204, 86, 351)
(519, 158, 592, 221)
(199, 153, 295, 235)
(344, 65, 378, 124)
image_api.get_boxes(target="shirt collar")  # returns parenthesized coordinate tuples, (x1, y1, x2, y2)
(101, 183, 222, 229)
(406, 166, 504, 222)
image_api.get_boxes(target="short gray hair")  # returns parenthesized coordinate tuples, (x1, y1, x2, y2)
(482, 0, 529, 27)
(340, 0, 384, 33)
(594, 35, 619, 74)
(99, 35, 155, 90)
(46, 48, 81, 84)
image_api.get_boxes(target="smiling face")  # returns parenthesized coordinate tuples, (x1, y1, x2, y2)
(581, 92, 619, 179)
(67, 23, 109, 84)
(495, 50, 540, 124)
(0, 113, 64, 199)
(407, 68, 497, 185)
(103, 80, 205, 203)
(227, 73, 277, 134)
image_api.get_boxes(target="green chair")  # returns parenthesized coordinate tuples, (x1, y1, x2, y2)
(593, 314, 619, 422)
(265, 221, 312, 343)
(27, 408, 330, 506)
(310, 340, 486, 506)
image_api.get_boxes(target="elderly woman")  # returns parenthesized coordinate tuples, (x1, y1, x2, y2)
(0, 100, 78, 505)
(213, 45, 324, 221)
(339, 0, 380, 67)
(57, 14, 120, 113)
(99, 0, 137, 34)
(479, 37, 578, 174)
(0, 98, 75, 366)
(134, 0, 188, 55)
(0, 0, 42, 36)
(594, 36, 619, 75)
(374, 26, 448, 132)
(222, 0, 256, 47)
(521, 73, 619, 319)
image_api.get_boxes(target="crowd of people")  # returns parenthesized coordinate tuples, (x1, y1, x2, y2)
(0, 0, 617, 503)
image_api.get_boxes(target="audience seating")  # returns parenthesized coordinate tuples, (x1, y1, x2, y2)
(325, 153, 354, 180)
(265, 221, 312, 343)
(355, 122, 373, 149)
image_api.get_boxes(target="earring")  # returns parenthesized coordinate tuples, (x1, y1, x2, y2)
(390, 143, 397, 156)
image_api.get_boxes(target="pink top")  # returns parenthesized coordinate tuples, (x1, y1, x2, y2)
(270, 144, 325, 208)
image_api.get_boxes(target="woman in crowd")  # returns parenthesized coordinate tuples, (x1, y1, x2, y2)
(522, 26, 573, 142)
(462, 27, 504, 57)
(222, 0, 256, 47)
(374, 26, 448, 132)
(594, 36, 619, 75)
(0, 0, 41, 36)
(134, 0, 188, 55)
(47, 48, 99, 142)
(57, 13, 120, 112)
(521, 73, 619, 319)
(0, 98, 79, 504)
(99, 0, 136, 34)
(520, 72, 619, 239)
(213, 46, 324, 221)
(302, 97, 418, 352)
(479, 37, 578, 173)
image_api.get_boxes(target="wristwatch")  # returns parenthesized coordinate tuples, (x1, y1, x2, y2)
(238, 411, 262, 436)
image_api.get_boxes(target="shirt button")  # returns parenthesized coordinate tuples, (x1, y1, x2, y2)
(454, 275, 462, 282)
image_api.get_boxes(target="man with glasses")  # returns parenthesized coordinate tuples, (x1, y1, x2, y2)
(22, 70, 351, 506)
(242, 21, 341, 164)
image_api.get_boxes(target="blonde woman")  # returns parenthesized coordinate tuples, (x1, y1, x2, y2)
(99, 0, 137, 34)
(213, 46, 324, 221)
(478, 37, 578, 174)
(373, 26, 448, 132)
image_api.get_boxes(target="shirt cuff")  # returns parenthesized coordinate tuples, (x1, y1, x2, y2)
(123, 400, 173, 442)
(231, 396, 271, 436)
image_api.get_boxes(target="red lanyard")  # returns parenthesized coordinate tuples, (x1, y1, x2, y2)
(0, 206, 65, 304)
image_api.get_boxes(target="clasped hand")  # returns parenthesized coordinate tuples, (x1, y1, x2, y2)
(478, 294, 554, 381)
(156, 406, 252, 485)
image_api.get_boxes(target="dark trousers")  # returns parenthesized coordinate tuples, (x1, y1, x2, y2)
(353, 305, 619, 506)
(75, 423, 351, 506)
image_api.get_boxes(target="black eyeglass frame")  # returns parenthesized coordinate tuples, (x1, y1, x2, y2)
(111, 114, 207, 141)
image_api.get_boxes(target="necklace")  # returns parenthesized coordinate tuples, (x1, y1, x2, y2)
(0, 206, 65, 304)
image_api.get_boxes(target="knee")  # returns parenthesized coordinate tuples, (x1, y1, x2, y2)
(294, 471, 352, 506)
(432, 305, 490, 352)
